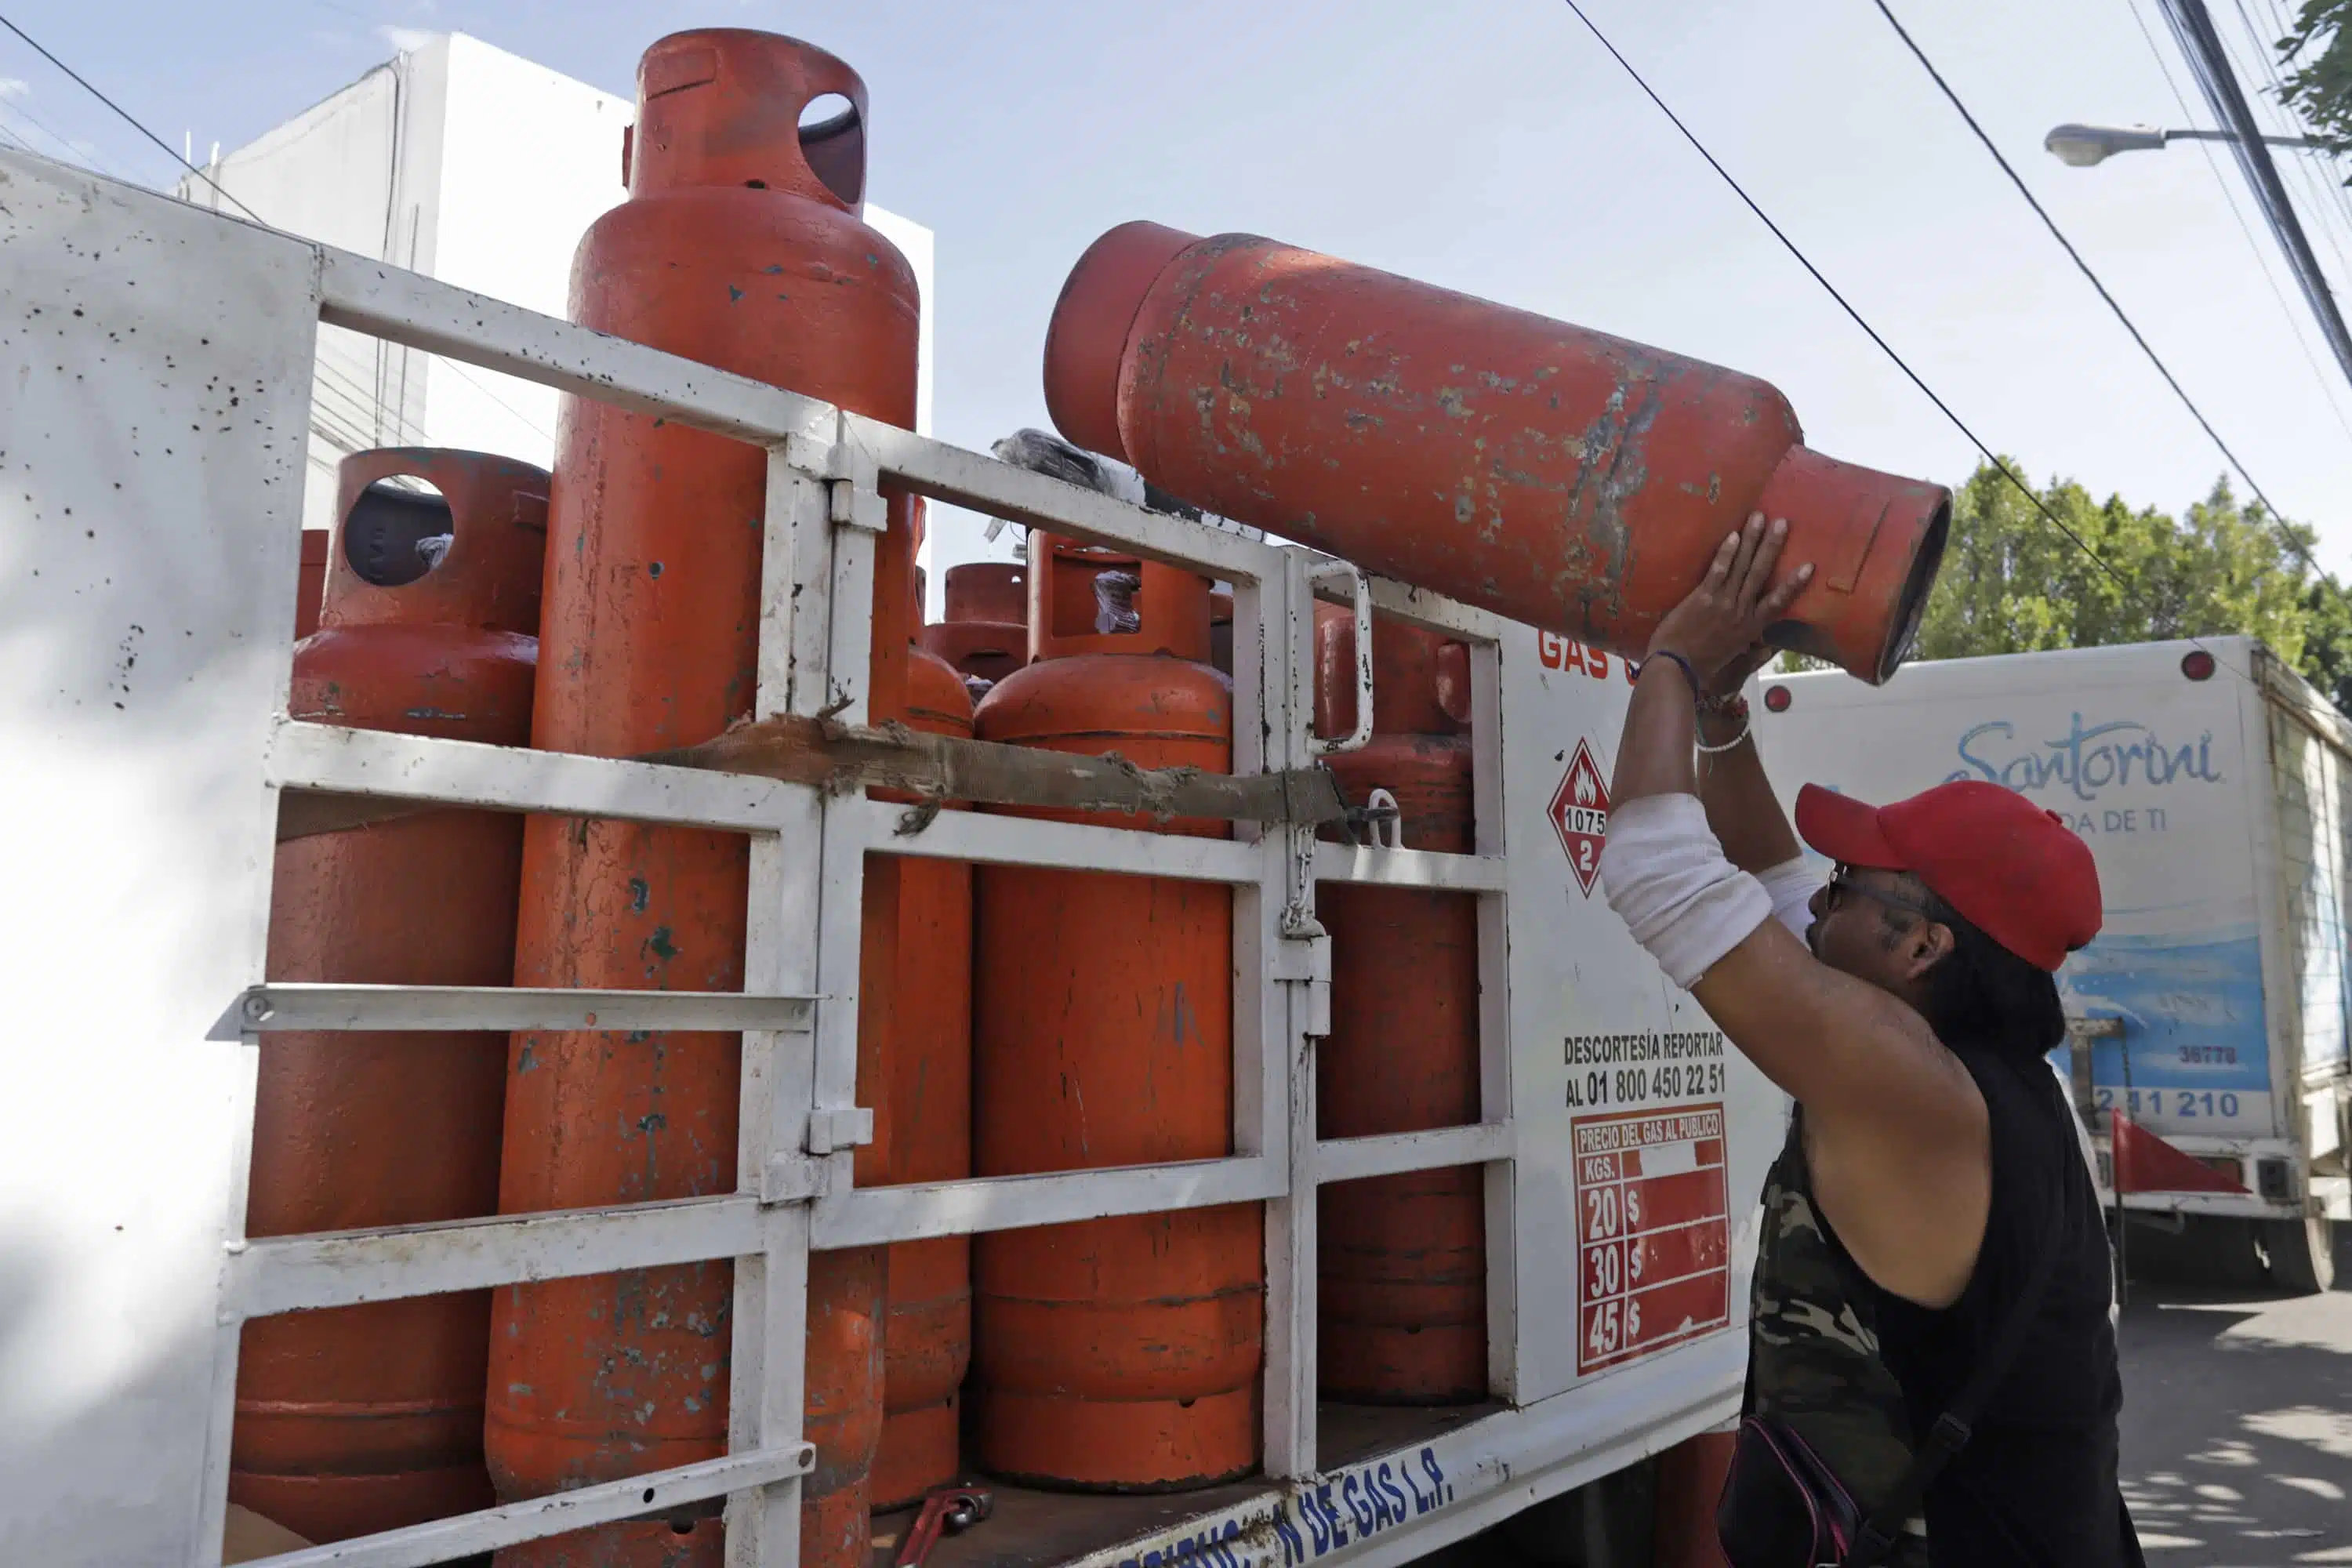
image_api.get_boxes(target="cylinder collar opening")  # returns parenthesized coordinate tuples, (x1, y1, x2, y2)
(1876, 492, 1951, 684)
(343, 478, 453, 589)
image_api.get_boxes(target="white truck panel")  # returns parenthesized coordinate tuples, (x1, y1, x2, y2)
(0, 154, 321, 1565)
(1755, 639, 2281, 1139)
(1501, 631, 1784, 1405)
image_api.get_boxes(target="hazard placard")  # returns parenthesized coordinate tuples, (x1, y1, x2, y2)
(1548, 739, 1610, 896)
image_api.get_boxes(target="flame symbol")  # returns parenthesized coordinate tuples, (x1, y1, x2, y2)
(1573, 769, 1597, 807)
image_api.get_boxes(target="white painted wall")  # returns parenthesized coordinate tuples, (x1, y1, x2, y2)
(183, 44, 448, 538)
(419, 34, 630, 474)
(187, 32, 935, 543)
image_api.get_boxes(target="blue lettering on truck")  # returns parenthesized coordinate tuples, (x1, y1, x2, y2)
(1112, 1448, 1452, 1568)
(1949, 716, 2221, 803)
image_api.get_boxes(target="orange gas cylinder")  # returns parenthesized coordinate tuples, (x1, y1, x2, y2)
(919, 562, 1028, 688)
(1044, 223, 1951, 683)
(1312, 609, 1486, 1404)
(944, 560, 1027, 624)
(491, 31, 915, 1568)
(873, 643, 976, 1509)
(295, 527, 328, 640)
(1652, 1429, 1737, 1568)
(234, 448, 547, 1542)
(968, 541, 1261, 1490)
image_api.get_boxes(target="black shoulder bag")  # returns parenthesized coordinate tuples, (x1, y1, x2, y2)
(1715, 1208, 2063, 1568)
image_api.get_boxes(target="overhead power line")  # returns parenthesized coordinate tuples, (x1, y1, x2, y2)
(2158, 0, 2352, 397)
(0, 11, 248, 216)
(1867, 0, 2322, 583)
(2118, 0, 2352, 448)
(1553, 0, 2140, 597)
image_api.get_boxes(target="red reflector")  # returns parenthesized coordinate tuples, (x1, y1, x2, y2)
(1763, 685, 1792, 712)
(2181, 649, 2216, 681)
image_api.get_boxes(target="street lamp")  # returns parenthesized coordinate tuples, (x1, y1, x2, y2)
(2043, 122, 2325, 167)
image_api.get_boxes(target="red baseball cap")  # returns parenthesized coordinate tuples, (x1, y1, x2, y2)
(1794, 779, 2102, 971)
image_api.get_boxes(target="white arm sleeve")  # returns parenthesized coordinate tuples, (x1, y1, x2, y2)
(1755, 857, 1824, 942)
(1598, 793, 1773, 989)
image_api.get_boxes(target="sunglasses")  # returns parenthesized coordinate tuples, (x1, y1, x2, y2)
(1824, 864, 1934, 922)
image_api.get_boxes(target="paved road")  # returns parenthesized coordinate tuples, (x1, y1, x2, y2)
(2120, 1233, 2352, 1566)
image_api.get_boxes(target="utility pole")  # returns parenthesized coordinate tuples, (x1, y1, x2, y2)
(2157, 0, 2352, 393)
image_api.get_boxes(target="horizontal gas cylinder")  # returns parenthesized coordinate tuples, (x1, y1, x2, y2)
(1044, 223, 1951, 683)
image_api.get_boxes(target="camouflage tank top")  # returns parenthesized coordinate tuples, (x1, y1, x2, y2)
(1749, 1112, 1932, 1566)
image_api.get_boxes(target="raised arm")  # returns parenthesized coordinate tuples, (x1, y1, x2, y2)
(1602, 516, 1988, 1308)
(1691, 633, 1816, 939)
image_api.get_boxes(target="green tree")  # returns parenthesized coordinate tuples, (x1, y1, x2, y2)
(2296, 572, 2352, 710)
(1789, 459, 2350, 713)
(2280, 2, 2352, 154)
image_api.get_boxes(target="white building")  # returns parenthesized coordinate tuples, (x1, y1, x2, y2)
(180, 31, 935, 549)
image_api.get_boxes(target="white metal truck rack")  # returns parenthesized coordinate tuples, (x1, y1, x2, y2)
(0, 149, 1782, 1568)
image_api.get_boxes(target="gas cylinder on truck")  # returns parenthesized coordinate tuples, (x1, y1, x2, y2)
(489, 30, 917, 1568)
(874, 506, 978, 1512)
(919, 561, 1029, 696)
(1043, 223, 1951, 683)
(234, 448, 546, 1543)
(295, 528, 328, 640)
(1312, 604, 1486, 1403)
(968, 539, 1261, 1490)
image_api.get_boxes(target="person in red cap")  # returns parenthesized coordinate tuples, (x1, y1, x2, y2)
(1598, 514, 2138, 1567)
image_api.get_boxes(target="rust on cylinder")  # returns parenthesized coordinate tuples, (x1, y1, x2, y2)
(234, 449, 546, 1543)
(490, 29, 911, 1568)
(1044, 223, 1950, 683)
(1312, 607, 1486, 1404)
(969, 538, 1261, 1491)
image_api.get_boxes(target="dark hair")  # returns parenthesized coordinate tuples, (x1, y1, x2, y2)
(1905, 880, 2067, 1055)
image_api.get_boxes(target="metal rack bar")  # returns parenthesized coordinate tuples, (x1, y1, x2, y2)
(269, 719, 804, 833)
(1313, 1124, 1515, 1187)
(254, 1446, 815, 1568)
(225, 1195, 773, 1319)
(810, 1157, 1284, 1249)
(212, 984, 814, 1040)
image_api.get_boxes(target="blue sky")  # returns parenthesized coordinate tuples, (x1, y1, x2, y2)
(13, 0, 2352, 582)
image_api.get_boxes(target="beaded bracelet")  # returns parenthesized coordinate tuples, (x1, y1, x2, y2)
(1694, 692, 1751, 755)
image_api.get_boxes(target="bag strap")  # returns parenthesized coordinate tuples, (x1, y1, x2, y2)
(1839, 1175, 2068, 1568)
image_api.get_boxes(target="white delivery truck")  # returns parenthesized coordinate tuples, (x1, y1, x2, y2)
(0, 151, 1788, 1567)
(1753, 637, 2352, 1293)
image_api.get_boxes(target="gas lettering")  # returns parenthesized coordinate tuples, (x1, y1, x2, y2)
(1341, 1474, 1374, 1537)
(1117, 1449, 1454, 1568)
(1537, 630, 1618, 682)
